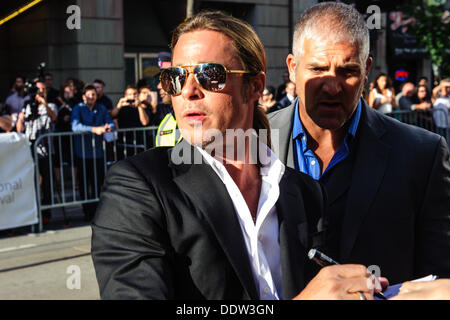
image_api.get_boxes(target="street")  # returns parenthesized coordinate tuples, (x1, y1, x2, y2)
(0, 223, 100, 300)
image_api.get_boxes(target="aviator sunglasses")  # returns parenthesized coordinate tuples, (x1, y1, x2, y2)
(159, 63, 250, 95)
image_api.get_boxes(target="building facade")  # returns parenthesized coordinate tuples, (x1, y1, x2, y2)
(0, 0, 440, 104)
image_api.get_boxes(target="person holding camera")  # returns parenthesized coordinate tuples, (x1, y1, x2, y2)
(16, 78, 58, 224)
(111, 85, 150, 127)
(111, 85, 150, 159)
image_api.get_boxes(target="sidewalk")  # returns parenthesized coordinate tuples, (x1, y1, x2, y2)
(0, 207, 100, 299)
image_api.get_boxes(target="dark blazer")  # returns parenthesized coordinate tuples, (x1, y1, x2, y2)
(91, 141, 326, 299)
(268, 99, 450, 284)
(277, 95, 294, 111)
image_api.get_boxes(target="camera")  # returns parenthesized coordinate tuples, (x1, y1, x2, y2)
(126, 99, 135, 104)
(24, 62, 46, 120)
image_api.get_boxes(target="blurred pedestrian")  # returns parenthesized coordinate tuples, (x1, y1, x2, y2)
(432, 79, 450, 132)
(4, 76, 28, 129)
(154, 51, 180, 147)
(276, 81, 296, 111)
(368, 73, 396, 113)
(418, 76, 429, 89)
(71, 84, 115, 221)
(112, 85, 150, 158)
(66, 78, 84, 105)
(112, 85, 149, 128)
(44, 73, 59, 105)
(16, 77, 58, 224)
(0, 103, 12, 133)
(54, 81, 78, 190)
(93, 79, 114, 113)
(432, 77, 450, 103)
(276, 71, 290, 101)
(259, 86, 278, 113)
(415, 84, 431, 109)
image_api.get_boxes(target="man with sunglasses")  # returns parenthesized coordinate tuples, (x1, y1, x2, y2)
(91, 11, 379, 300)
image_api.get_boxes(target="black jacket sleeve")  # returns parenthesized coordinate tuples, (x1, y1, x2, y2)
(415, 137, 450, 278)
(91, 159, 175, 299)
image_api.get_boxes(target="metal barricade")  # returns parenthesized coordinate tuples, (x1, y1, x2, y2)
(385, 109, 450, 144)
(32, 126, 158, 232)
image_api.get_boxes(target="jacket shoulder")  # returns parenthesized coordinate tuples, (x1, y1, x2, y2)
(268, 103, 295, 123)
(118, 146, 173, 180)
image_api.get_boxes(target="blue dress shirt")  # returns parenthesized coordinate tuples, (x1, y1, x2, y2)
(292, 99, 361, 180)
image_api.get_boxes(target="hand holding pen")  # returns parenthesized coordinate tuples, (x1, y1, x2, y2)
(308, 249, 388, 300)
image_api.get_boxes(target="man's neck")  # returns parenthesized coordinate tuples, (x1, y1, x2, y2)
(211, 142, 262, 221)
(224, 161, 261, 222)
(87, 103, 95, 111)
(299, 107, 348, 173)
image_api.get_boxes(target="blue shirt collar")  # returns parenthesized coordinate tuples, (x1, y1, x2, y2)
(292, 98, 362, 145)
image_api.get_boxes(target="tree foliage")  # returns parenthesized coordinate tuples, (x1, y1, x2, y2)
(401, 0, 450, 77)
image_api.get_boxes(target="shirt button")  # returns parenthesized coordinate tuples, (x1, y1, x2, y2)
(264, 287, 269, 294)
(311, 160, 316, 165)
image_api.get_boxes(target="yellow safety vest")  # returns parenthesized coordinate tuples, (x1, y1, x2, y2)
(155, 113, 182, 147)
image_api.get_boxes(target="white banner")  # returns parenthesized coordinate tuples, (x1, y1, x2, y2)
(0, 132, 38, 230)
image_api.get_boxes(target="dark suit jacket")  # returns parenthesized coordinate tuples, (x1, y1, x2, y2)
(277, 95, 294, 111)
(91, 141, 326, 299)
(268, 99, 450, 284)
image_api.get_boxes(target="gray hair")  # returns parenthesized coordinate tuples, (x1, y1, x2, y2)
(292, 2, 369, 68)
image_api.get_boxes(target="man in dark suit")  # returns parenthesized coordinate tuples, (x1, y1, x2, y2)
(275, 81, 296, 111)
(269, 2, 450, 285)
(91, 11, 378, 300)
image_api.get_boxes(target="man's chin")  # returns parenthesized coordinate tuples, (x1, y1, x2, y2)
(312, 117, 346, 131)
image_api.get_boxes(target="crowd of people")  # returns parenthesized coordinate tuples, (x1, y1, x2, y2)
(364, 73, 450, 122)
(0, 53, 174, 223)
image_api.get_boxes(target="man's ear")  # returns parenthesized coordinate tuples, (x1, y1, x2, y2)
(248, 71, 266, 102)
(286, 54, 297, 83)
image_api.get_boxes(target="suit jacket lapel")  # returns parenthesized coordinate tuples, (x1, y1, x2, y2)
(169, 141, 259, 299)
(340, 103, 391, 261)
(322, 153, 354, 205)
(277, 170, 309, 299)
(271, 104, 295, 169)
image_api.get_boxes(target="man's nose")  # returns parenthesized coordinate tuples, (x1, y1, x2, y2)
(322, 75, 342, 96)
(181, 72, 204, 100)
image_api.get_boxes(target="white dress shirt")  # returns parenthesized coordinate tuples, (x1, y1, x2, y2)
(197, 142, 285, 300)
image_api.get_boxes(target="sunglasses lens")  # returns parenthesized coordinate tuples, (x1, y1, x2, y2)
(160, 67, 186, 95)
(195, 63, 226, 92)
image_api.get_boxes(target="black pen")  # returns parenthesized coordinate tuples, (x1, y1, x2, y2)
(308, 249, 387, 300)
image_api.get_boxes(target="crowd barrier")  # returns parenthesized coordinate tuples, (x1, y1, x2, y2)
(31, 109, 450, 232)
(32, 126, 158, 232)
(385, 108, 449, 143)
